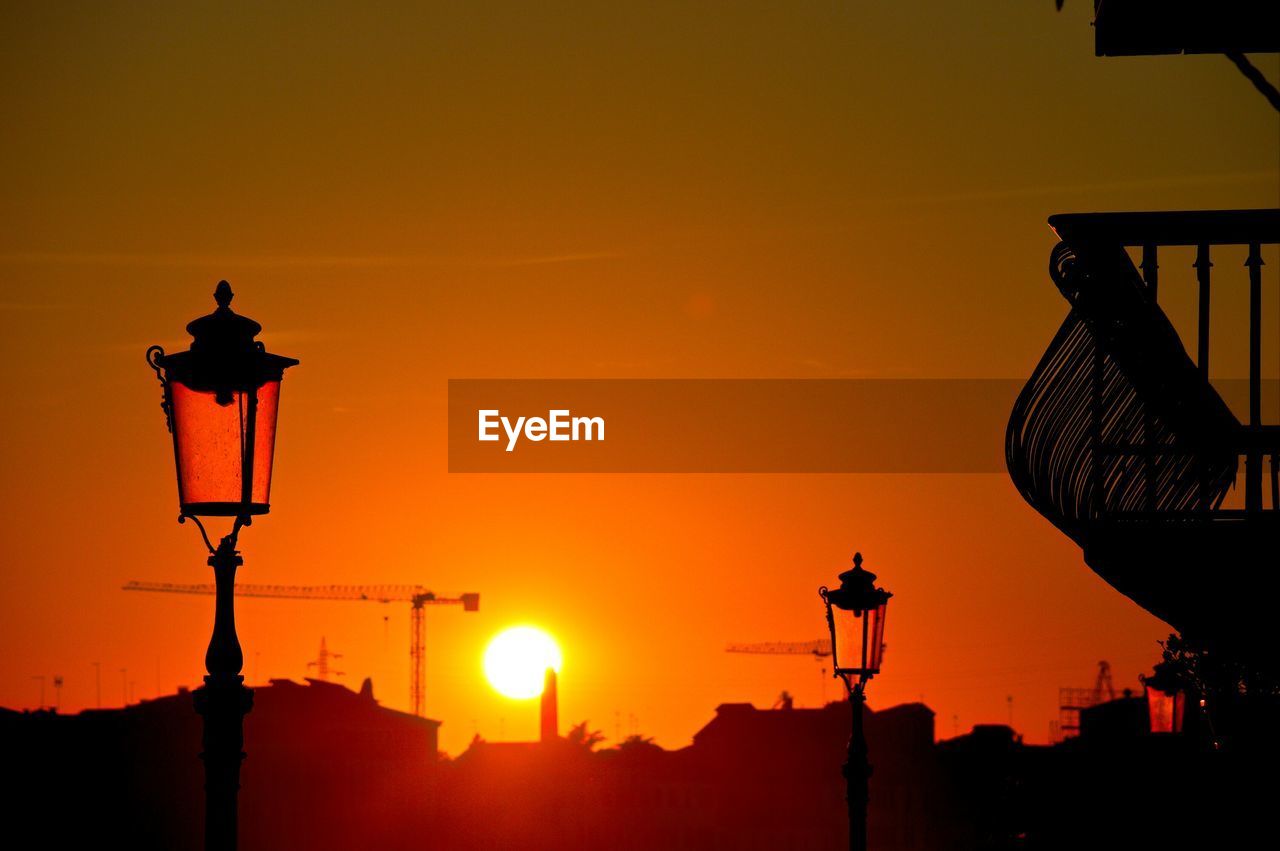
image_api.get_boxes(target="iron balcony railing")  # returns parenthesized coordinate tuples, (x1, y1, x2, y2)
(1007, 208, 1280, 539)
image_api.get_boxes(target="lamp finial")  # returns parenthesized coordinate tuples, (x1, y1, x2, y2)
(214, 280, 233, 309)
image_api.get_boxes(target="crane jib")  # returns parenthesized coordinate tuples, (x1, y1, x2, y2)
(121, 581, 480, 718)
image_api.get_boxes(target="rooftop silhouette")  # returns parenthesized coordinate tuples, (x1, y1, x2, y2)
(6, 677, 1273, 850)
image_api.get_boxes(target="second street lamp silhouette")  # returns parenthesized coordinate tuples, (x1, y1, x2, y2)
(819, 553, 891, 851)
(146, 282, 299, 851)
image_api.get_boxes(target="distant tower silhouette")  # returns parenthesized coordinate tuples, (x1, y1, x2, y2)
(307, 637, 344, 682)
(1094, 660, 1116, 704)
(540, 668, 558, 743)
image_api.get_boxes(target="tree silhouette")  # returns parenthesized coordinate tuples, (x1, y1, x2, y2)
(565, 721, 605, 751)
(616, 733, 661, 754)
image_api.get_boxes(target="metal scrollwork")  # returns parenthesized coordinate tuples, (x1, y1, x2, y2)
(179, 513, 216, 554)
(145, 345, 173, 433)
(179, 512, 253, 556)
(1048, 241, 1079, 297)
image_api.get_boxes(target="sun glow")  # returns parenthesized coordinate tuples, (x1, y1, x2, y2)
(483, 626, 563, 700)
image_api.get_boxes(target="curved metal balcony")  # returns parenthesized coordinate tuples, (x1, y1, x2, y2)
(1007, 209, 1280, 656)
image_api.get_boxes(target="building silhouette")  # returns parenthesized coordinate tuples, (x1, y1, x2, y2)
(4, 679, 1273, 849)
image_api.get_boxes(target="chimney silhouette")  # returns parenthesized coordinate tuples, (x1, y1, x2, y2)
(540, 667, 558, 743)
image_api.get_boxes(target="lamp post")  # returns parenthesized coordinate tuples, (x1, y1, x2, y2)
(147, 281, 298, 851)
(820, 552, 891, 851)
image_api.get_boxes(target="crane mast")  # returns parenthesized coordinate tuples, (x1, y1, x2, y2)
(123, 581, 480, 717)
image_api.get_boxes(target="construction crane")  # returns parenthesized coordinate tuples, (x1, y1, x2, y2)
(123, 582, 480, 717)
(726, 639, 834, 704)
(726, 639, 831, 658)
(1057, 660, 1117, 740)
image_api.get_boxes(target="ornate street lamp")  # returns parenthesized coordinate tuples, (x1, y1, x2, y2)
(1142, 665, 1186, 735)
(146, 281, 298, 851)
(820, 552, 891, 851)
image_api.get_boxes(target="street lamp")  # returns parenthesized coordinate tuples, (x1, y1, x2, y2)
(1142, 664, 1186, 735)
(146, 281, 298, 851)
(820, 552, 892, 851)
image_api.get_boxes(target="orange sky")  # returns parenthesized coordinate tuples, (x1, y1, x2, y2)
(1, 2, 1277, 755)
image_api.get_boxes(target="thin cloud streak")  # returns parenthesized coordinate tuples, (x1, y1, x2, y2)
(469, 251, 622, 268)
(0, 302, 80, 311)
(876, 169, 1280, 208)
(0, 251, 622, 270)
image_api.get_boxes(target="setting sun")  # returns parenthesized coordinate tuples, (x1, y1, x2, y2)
(483, 626, 563, 700)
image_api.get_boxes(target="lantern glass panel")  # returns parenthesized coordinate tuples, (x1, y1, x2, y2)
(1146, 686, 1184, 734)
(170, 379, 281, 515)
(831, 605, 867, 676)
(831, 600, 888, 678)
(866, 601, 887, 674)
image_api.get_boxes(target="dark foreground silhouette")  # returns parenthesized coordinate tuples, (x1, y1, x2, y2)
(4, 678, 1274, 850)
